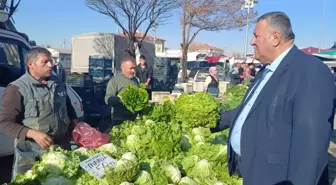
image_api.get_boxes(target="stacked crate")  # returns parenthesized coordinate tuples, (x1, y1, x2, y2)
(66, 73, 93, 87)
(88, 55, 113, 84)
(81, 55, 113, 127)
(72, 85, 111, 128)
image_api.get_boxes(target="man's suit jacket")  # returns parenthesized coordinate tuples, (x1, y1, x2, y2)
(217, 46, 336, 185)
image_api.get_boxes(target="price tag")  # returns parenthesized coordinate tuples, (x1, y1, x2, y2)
(79, 152, 117, 178)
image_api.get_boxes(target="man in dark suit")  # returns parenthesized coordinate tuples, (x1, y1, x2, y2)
(214, 12, 336, 185)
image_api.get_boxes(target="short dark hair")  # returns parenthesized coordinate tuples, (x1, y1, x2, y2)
(121, 56, 136, 66)
(140, 55, 146, 60)
(257, 11, 295, 41)
(26, 47, 51, 65)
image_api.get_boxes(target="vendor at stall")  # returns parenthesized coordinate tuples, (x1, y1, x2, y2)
(136, 55, 153, 100)
(0, 47, 78, 178)
(104, 56, 139, 132)
(204, 66, 219, 97)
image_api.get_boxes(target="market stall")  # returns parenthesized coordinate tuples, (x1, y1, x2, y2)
(6, 84, 248, 185)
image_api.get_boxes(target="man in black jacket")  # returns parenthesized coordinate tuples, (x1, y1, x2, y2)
(135, 55, 153, 99)
(230, 63, 243, 85)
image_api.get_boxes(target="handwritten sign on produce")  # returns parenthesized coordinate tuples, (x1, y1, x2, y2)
(79, 152, 117, 178)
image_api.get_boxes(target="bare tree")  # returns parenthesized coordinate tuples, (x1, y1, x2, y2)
(179, 0, 257, 82)
(86, 0, 177, 58)
(93, 33, 115, 58)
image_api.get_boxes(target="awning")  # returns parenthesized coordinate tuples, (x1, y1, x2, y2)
(313, 50, 336, 60)
(205, 55, 227, 63)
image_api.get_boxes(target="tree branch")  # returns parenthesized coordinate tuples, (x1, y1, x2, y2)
(86, 0, 178, 57)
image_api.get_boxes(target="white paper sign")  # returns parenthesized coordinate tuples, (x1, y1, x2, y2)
(79, 152, 117, 178)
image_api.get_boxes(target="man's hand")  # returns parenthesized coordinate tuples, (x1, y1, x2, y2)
(107, 96, 122, 106)
(26, 129, 53, 149)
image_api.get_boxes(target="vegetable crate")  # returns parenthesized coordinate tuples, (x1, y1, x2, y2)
(66, 74, 84, 87)
(89, 69, 113, 83)
(152, 91, 171, 103)
(66, 74, 93, 87)
(193, 82, 205, 92)
(71, 87, 95, 105)
(89, 55, 113, 70)
(218, 81, 230, 94)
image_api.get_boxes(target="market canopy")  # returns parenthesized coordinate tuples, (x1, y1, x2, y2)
(313, 50, 336, 60)
(205, 55, 228, 63)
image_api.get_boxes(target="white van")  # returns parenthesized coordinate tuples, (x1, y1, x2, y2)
(0, 11, 84, 157)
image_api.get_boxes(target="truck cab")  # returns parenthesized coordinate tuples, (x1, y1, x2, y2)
(0, 10, 84, 158)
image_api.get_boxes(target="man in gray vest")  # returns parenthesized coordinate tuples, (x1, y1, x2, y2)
(104, 56, 139, 133)
(0, 47, 78, 178)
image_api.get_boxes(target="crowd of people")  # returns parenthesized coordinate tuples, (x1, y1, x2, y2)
(230, 62, 257, 86)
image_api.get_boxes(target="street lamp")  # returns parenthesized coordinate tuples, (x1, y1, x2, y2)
(242, 0, 258, 58)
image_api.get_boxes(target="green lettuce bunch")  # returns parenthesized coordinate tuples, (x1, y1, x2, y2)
(110, 119, 182, 160)
(175, 92, 220, 128)
(220, 84, 248, 111)
(119, 84, 149, 112)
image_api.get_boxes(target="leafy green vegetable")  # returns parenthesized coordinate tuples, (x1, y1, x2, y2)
(34, 146, 80, 179)
(110, 119, 182, 160)
(120, 182, 134, 185)
(146, 100, 176, 123)
(139, 83, 147, 89)
(7, 171, 40, 185)
(119, 84, 149, 112)
(97, 143, 125, 159)
(104, 155, 139, 185)
(179, 176, 198, 185)
(226, 85, 248, 101)
(76, 170, 109, 185)
(10, 93, 243, 185)
(41, 176, 74, 185)
(72, 147, 97, 161)
(134, 170, 154, 185)
(220, 84, 248, 111)
(164, 165, 182, 184)
(175, 92, 220, 128)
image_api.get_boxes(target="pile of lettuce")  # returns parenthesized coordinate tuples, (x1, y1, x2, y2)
(175, 93, 220, 128)
(118, 84, 149, 112)
(8, 92, 243, 185)
(220, 85, 248, 111)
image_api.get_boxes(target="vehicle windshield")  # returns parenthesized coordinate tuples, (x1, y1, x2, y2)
(0, 40, 21, 68)
(187, 60, 224, 70)
(0, 37, 26, 87)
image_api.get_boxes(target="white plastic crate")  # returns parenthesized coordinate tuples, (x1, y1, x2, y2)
(193, 82, 205, 92)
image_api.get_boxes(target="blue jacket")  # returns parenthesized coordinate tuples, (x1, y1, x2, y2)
(217, 46, 336, 185)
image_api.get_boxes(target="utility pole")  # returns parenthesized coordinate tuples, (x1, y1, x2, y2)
(62, 39, 66, 48)
(242, 0, 257, 58)
(153, 23, 158, 52)
(319, 0, 326, 52)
